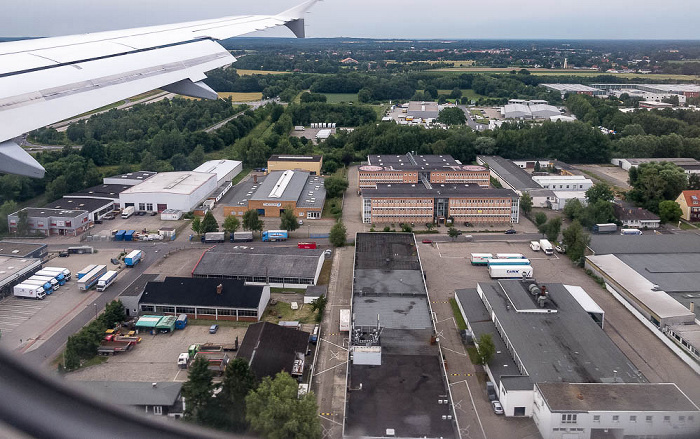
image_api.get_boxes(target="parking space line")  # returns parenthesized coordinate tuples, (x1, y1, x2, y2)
(313, 361, 347, 377)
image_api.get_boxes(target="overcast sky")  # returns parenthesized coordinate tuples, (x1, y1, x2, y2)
(5, 0, 700, 40)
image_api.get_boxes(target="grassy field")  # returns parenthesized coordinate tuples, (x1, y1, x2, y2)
(234, 69, 288, 76)
(449, 298, 467, 330)
(323, 93, 358, 103)
(217, 92, 263, 101)
(263, 301, 316, 324)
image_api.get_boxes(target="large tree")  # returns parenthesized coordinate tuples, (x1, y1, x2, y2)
(329, 220, 347, 247)
(222, 215, 241, 235)
(436, 107, 466, 125)
(448, 227, 460, 240)
(209, 358, 258, 432)
(562, 220, 591, 265)
(628, 162, 687, 213)
(659, 200, 683, 223)
(544, 217, 562, 242)
(280, 209, 300, 232)
(520, 193, 533, 216)
(200, 211, 219, 234)
(242, 209, 264, 233)
(585, 182, 614, 204)
(246, 372, 321, 439)
(191, 217, 202, 236)
(182, 356, 214, 421)
(324, 175, 349, 198)
(476, 334, 495, 365)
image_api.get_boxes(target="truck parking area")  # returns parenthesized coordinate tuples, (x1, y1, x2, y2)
(64, 323, 248, 383)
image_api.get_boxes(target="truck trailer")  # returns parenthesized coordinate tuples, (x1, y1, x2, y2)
(121, 206, 135, 219)
(488, 265, 534, 279)
(201, 232, 225, 243)
(20, 279, 53, 294)
(262, 230, 288, 242)
(297, 242, 317, 249)
(230, 231, 253, 242)
(539, 239, 554, 256)
(35, 269, 65, 285)
(40, 267, 72, 281)
(77, 265, 97, 279)
(470, 253, 494, 265)
(30, 275, 59, 291)
(124, 250, 142, 267)
(621, 229, 643, 235)
(487, 258, 531, 266)
(78, 265, 107, 291)
(13, 284, 46, 300)
(593, 223, 617, 234)
(96, 271, 118, 292)
(340, 309, 351, 332)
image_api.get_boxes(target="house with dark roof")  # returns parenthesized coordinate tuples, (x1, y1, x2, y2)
(613, 201, 660, 229)
(676, 190, 700, 222)
(138, 277, 269, 322)
(236, 322, 310, 380)
(74, 381, 184, 418)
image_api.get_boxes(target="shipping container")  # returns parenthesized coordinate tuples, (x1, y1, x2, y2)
(488, 265, 534, 279)
(470, 253, 493, 265)
(77, 265, 97, 279)
(487, 258, 531, 266)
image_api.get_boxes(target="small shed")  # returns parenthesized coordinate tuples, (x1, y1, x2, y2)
(156, 315, 177, 333)
(161, 209, 182, 221)
(304, 285, 327, 304)
(134, 315, 162, 333)
(124, 230, 135, 241)
(159, 227, 176, 241)
(114, 230, 126, 241)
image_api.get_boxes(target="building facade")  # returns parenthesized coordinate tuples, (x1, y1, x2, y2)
(676, 190, 700, 222)
(119, 171, 218, 213)
(193, 160, 242, 185)
(8, 208, 89, 236)
(267, 155, 323, 175)
(362, 183, 519, 225)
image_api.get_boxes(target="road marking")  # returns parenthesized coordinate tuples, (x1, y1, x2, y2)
(313, 360, 348, 377)
(319, 337, 348, 351)
(431, 300, 450, 303)
(443, 347, 467, 357)
(460, 379, 487, 439)
(450, 373, 472, 376)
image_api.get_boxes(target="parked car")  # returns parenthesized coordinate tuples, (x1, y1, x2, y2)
(491, 401, 504, 415)
(103, 214, 115, 220)
(209, 324, 219, 334)
(298, 219, 304, 225)
(137, 211, 146, 216)
(504, 229, 517, 234)
(422, 239, 433, 244)
(150, 211, 158, 216)
(58, 251, 69, 257)
(555, 244, 567, 254)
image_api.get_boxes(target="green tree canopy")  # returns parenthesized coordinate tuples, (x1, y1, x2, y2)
(182, 356, 214, 421)
(191, 217, 202, 235)
(242, 209, 264, 233)
(280, 209, 301, 232)
(436, 107, 466, 126)
(222, 215, 241, 235)
(544, 217, 562, 242)
(448, 226, 460, 240)
(324, 175, 349, 198)
(476, 333, 495, 365)
(585, 182, 614, 204)
(246, 372, 321, 439)
(628, 162, 687, 213)
(329, 220, 347, 247)
(534, 211, 547, 228)
(206, 358, 258, 432)
(562, 220, 591, 265)
(659, 200, 683, 223)
(200, 211, 219, 234)
(520, 193, 533, 216)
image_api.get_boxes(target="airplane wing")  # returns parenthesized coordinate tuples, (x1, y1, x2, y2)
(0, 0, 319, 178)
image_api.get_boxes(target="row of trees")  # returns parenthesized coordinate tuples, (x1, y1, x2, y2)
(63, 301, 126, 370)
(182, 357, 321, 437)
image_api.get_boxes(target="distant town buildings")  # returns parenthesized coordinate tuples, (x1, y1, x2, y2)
(611, 157, 700, 175)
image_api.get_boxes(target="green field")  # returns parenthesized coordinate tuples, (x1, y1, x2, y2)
(323, 93, 358, 103)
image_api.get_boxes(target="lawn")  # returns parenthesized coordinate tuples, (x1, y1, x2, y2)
(263, 301, 317, 324)
(234, 69, 288, 76)
(230, 168, 252, 186)
(323, 93, 358, 103)
(217, 92, 263, 102)
(322, 197, 343, 219)
(449, 298, 467, 330)
(317, 260, 333, 286)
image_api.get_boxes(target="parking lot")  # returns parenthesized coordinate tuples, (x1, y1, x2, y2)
(0, 249, 128, 353)
(64, 324, 249, 382)
(85, 213, 191, 243)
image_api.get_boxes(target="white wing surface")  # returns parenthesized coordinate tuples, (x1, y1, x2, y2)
(0, 0, 319, 178)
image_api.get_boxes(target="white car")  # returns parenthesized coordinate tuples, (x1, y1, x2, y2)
(491, 400, 504, 415)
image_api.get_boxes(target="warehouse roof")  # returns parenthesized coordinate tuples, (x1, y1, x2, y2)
(537, 383, 699, 413)
(250, 170, 320, 203)
(103, 171, 157, 182)
(586, 254, 696, 321)
(0, 241, 46, 258)
(407, 101, 439, 119)
(478, 280, 644, 384)
(588, 234, 700, 255)
(14, 207, 87, 218)
(354, 269, 426, 296)
(237, 322, 310, 380)
(75, 381, 182, 407)
(368, 153, 461, 169)
(67, 183, 132, 200)
(617, 253, 700, 294)
(477, 155, 541, 191)
(0, 255, 42, 288)
(193, 160, 241, 182)
(140, 277, 264, 309)
(45, 197, 113, 213)
(268, 155, 322, 163)
(363, 182, 517, 199)
(541, 84, 602, 93)
(353, 296, 432, 330)
(121, 172, 216, 195)
(193, 246, 323, 279)
(354, 233, 421, 271)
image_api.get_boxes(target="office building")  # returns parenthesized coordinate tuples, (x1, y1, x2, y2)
(8, 207, 89, 236)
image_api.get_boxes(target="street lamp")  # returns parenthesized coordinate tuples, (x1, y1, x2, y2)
(94, 303, 97, 320)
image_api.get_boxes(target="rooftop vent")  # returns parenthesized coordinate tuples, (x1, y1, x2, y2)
(216, 284, 223, 295)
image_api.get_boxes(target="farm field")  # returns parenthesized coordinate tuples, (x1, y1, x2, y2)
(216, 92, 264, 101)
(233, 68, 287, 75)
(323, 93, 358, 103)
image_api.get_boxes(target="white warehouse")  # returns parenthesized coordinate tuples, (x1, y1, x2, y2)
(192, 160, 242, 186)
(119, 171, 217, 213)
(532, 175, 594, 191)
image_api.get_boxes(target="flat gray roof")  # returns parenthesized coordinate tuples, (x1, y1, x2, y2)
(245, 171, 326, 209)
(221, 176, 262, 208)
(355, 233, 421, 271)
(364, 183, 517, 199)
(16, 207, 86, 218)
(354, 269, 426, 296)
(477, 155, 542, 191)
(479, 281, 644, 384)
(368, 153, 461, 169)
(352, 296, 432, 330)
(193, 246, 323, 279)
(45, 197, 113, 213)
(0, 241, 46, 258)
(618, 253, 700, 294)
(0, 256, 41, 287)
(251, 170, 310, 202)
(589, 234, 700, 255)
(537, 382, 699, 413)
(67, 183, 132, 200)
(74, 381, 182, 407)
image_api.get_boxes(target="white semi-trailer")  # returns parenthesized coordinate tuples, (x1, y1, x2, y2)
(14, 283, 46, 300)
(488, 265, 533, 279)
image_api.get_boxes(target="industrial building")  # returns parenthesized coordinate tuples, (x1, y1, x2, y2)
(192, 160, 242, 185)
(541, 83, 607, 97)
(236, 322, 310, 380)
(611, 157, 700, 174)
(192, 246, 325, 289)
(500, 103, 562, 120)
(455, 280, 644, 418)
(0, 255, 42, 298)
(406, 101, 439, 120)
(592, 83, 700, 99)
(45, 197, 114, 223)
(361, 182, 519, 225)
(65, 183, 133, 202)
(676, 190, 700, 222)
(223, 170, 325, 220)
(531, 175, 593, 191)
(533, 383, 699, 439)
(74, 381, 183, 418)
(0, 241, 47, 259)
(359, 153, 489, 189)
(586, 234, 700, 363)
(346, 233, 455, 439)
(477, 155, 556, 208)
(102, 171, 157, 186)
(119, 171, 217, 213)
(267, 154, 323, 175)
(8, 207, 89, 236)
(613, 201, 660, 229)
(138, 277, 269, 322)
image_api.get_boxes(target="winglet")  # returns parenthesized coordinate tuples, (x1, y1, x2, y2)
(276, 0, 320, 38)
(0, 141, 45, 179)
